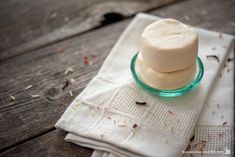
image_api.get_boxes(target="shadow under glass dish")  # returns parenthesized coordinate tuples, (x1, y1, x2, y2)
(130, 52, 204, 97)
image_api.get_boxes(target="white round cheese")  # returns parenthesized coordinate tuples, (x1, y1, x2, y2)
(137, 53, 196, 90)
(140, 19, 198, 72)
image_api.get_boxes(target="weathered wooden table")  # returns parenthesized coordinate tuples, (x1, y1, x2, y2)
(0, 0, 234, 156)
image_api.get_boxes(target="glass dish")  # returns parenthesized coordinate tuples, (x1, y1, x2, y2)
(130, 52, 204, 97)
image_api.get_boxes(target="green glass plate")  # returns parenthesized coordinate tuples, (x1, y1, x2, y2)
(130, 52, 204, 97)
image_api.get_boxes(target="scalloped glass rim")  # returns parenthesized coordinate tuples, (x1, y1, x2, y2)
(130, 52, 204, 97)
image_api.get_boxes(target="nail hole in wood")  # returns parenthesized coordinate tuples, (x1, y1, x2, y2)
(44, 86, 61, 101)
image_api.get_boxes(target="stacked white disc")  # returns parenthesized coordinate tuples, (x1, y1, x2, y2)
(138, 19, 198, 90)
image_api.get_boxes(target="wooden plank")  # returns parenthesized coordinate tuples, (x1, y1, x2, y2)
(151, 0, 235, 35)
(0, 0, 235, 155)
(0, 0, 176, 61)
(0, 18, 130, 152)
(0, 130, 93, 157)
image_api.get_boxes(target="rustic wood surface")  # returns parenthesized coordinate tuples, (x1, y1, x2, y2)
(0, 0, 234, 156)
(1, 130, 93, 157)
(0, 0, 176, 61)
(0, 18, 130, 153)
(152, 0, 235, 34)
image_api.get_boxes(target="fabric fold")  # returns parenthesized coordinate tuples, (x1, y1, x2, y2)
(55, 13, 234, 157)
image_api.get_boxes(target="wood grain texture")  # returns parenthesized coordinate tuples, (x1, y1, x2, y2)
(0, 130, 93, 157)
(151, 0, 235, 34)
(0, 0, 176, 61)
(0, 18, 130, 152)
(0, 0, 234, 156)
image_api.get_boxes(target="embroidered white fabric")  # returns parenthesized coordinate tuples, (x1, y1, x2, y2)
(182, 126, 234, 157)
(55, 13, 234, 157)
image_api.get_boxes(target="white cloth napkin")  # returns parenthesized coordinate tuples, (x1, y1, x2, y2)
(91, 43, 234, 157)
(55, 13, 234, 157)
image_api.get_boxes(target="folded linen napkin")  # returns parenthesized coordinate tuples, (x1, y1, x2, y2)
(55, 13, 234, 157)
(91, 45, 234, 157)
